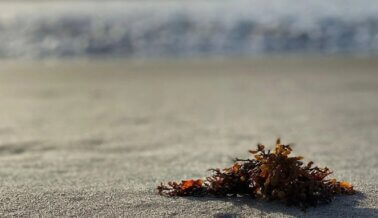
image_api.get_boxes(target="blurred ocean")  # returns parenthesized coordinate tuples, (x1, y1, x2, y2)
(1, 0, 378, 58)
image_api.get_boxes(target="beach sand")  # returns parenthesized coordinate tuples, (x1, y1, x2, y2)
(0, 57, 377, 217)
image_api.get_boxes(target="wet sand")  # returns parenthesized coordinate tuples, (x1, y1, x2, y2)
(0, 57, 377, 217)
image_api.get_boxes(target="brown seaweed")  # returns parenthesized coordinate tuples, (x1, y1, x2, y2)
(157, 139, 355, 210)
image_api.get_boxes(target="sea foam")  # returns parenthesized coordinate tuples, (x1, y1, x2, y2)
(0, 0, 378, 58)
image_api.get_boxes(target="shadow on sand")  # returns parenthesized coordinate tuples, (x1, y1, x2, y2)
(184, 191, 376, 217)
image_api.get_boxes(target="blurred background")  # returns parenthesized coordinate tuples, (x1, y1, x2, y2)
(1, 0, 378, 57)
(0, 0, 377, 217)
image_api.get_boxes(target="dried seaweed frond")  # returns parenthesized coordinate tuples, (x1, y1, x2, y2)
(157, 139, 355, 210)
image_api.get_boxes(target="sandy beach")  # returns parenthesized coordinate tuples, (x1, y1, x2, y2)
(0, 57, 377, 217)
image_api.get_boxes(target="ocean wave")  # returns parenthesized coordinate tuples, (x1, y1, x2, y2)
(0, 0, 378, 58)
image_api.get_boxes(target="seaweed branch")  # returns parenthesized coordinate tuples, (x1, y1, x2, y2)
(157, 139, 355, 210)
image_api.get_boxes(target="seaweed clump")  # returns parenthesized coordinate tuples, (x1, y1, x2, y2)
(157, 139, 355, 210)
